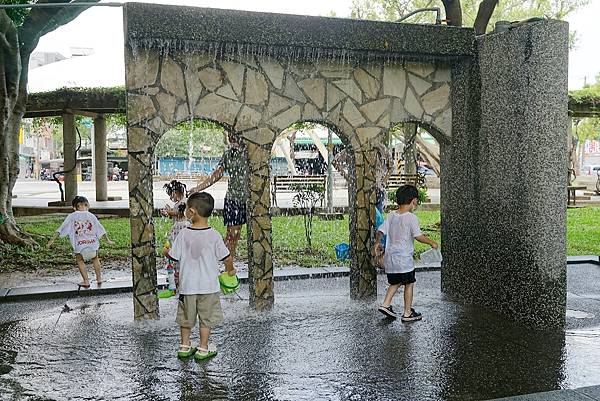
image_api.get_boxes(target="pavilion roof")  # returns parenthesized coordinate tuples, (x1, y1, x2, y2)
(24, 87, 125, 118)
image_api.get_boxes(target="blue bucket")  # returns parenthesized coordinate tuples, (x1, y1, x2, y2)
(334, 243, 350, 260)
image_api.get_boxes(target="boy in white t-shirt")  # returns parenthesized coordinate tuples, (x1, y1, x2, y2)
(374, 185, 438, 322)
(47, 196, 114, 288)
(165, 192, 236, 361)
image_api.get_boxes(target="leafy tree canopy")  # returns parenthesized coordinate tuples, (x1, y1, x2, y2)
(348, 0, 589, 34)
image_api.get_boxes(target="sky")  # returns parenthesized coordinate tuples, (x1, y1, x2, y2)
(29, 0, 600, 91)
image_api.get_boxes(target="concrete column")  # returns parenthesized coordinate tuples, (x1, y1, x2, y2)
(442, 20, 569, 329)
(63, 113, 77, 203)
(403, 123, 418, 175)
(94, 115, 108, 201)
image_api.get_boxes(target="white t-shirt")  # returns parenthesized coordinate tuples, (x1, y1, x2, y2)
(169, 227, 230, 295)
(57, 211, 106, 254)
(378, 211, 423, 274)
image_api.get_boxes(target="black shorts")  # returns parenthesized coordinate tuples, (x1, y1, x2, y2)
(223, 198, 247, 227)
(387, 270, 416, 285)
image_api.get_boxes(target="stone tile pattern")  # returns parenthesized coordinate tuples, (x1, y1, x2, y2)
(125, 45, 452, 313)
(442, 20, 569, 329)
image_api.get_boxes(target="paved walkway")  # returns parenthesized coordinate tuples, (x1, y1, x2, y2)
(1, 257, 597, 302)
(489, 385, 600, 400)
(12, 179, 442, 210)
(2, 264, 600, 400)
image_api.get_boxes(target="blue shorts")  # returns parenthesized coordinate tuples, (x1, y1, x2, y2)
(223, 198, 247, 227)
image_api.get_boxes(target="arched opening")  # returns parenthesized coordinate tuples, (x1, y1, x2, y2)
(270, 121, 351, 269)
(153, 118, 249, 282)
(386, 121, 445, 258)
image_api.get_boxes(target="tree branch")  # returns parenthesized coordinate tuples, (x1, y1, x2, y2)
(441, 0, 463, 27)
(474, 0, 499, 34)
(18, 0, 100, 56)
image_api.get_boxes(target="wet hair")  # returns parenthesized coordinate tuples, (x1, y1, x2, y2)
(163, 180, 186, 197)
(187, 192, 214, 218)
(395, 185, 419, 206)
(72, 196, 89, 209)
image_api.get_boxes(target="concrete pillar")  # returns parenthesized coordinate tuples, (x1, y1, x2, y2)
(442, 20, 569, 329)
(94, 115, 108, 201)
(63, 113, 77, 203)
(403, 123, 418, 175)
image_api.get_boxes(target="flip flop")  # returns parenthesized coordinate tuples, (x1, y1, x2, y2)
(78, 283, 91, 288)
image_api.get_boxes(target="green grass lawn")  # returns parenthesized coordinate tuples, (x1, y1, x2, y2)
(1, 207, 598, 271)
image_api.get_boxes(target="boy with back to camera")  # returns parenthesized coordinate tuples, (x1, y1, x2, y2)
(374, 185, 438, 321)
(165, 192, 237, 360)
(47, 196, 115, 288)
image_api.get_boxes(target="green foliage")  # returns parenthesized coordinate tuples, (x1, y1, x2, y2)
(387, 187, 429, 205)
(4, 0, 31, 27)
(575, 118, 600, 141)
(155, 120, 227, 158)
(347, 0, 589, 33)
(3, 208, 600, 271)
(570, 72, 600, 104)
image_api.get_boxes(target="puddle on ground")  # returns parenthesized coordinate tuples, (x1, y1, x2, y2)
(566, 309, 595, 319)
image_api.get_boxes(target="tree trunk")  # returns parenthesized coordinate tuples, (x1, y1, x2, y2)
(0, 10, 32, 245)
(0, 1, 100, 245)
(441, 0, 463, 27)
(474, 0, 499, 34)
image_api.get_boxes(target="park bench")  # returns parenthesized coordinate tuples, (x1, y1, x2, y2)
(386, 174, 420, 189)
(567, 185, 587, 206)
(271, 175, 326, 207)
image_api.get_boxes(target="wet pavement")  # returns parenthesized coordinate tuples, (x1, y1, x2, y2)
(1, 264, 600, 401)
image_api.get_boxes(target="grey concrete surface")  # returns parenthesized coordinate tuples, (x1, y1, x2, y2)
(489, 385, 600, 400)
(1, 264, 599, 400)
(443, 20, 570, 329)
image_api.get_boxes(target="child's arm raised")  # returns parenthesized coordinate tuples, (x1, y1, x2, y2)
(223, 255, 237, 276)
(188, 166, 225, 195)
(415, 234, 438, 249)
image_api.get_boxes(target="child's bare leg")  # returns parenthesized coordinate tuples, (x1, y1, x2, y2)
(403, 283, 414, 317)
(225, 225, 241, 258)
(382, 284, 401, 307)
(75, 254, 89, 286)
(180, 326, 192, 346)
(91, 257, 102, 284)
(199, 325, 211, 350)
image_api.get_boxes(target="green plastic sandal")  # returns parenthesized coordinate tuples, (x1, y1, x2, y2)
(177, 345, 196, 358)
(194, 348, 217, 361)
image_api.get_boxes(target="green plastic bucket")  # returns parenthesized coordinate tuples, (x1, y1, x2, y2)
(219, 272, 240, 295)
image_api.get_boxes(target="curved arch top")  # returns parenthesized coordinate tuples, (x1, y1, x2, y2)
(126, 48, 453, 153)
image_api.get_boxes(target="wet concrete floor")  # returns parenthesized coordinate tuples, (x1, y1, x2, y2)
(1, 264, 600, 401)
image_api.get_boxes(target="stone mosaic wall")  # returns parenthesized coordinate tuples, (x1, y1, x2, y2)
(125, 46, 452, 314)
